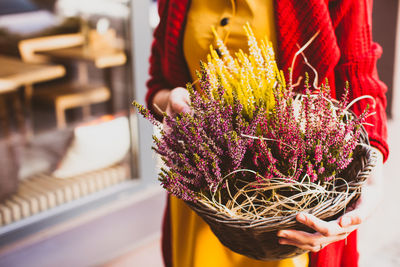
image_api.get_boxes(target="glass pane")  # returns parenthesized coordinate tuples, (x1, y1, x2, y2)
(0, 0, 138, 226)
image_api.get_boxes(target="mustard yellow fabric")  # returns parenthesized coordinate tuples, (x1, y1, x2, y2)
(173, 1, 309, 266)
(183, 0, 278, 85)
(170, 197, 308, 267)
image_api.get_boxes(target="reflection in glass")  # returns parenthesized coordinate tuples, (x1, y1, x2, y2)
(0, 0, 137, 227)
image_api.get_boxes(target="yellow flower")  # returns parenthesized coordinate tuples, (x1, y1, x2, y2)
(203, 23, 284, 119)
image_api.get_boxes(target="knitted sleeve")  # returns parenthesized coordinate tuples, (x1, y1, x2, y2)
(330, 0, 389, 161)
(145, 0, 172, 115)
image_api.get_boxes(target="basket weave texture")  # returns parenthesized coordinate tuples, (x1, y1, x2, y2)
(186, 128, 377, 261)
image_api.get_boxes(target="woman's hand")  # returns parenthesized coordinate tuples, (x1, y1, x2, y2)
(277, 211, 361, 252)
(165, 87, 191, 115)
(152, 87, 191, 116)
(277, 147, 384, 252)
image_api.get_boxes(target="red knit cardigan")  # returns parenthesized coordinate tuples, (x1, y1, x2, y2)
(146, 0, 389, 266)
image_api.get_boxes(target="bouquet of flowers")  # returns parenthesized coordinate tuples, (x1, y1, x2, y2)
(134, 24, 377, 260)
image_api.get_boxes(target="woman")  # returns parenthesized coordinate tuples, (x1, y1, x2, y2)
(146, 0, 389, 266)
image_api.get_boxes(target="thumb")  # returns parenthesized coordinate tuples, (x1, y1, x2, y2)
(339, 212, 362, 228)
(169, 87, 192, 114)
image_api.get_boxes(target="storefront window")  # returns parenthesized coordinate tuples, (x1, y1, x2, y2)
(0, 0, 139, 226)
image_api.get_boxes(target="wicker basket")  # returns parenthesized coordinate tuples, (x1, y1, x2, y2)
(186, 128, 378, 261)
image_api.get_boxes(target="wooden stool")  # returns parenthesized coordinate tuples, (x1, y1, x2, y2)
(18, 34, 111, 130)
(34, 83, 110, 129)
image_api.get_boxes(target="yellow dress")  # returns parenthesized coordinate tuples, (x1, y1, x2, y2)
(169, 0, 309, 266)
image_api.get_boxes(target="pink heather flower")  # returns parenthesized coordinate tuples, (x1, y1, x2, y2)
(328, 155, 336, 164)
(315, 143, 323, 163)
(318, 166, 325, 174)
(306, 162, 313, 177)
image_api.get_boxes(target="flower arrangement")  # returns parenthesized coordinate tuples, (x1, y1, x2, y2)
(134, 24, 377, 260)
(135, 23, 368, 203)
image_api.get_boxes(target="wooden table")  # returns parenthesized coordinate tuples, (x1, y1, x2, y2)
(0, 80, 18, 94)
(0, 55, 65, 138)
(37, 45, 127, 69)
(38, 44, 127, 112)
(0, 55, 65, 89)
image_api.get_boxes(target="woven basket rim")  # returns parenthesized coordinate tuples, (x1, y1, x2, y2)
(185, 142, 377, 260)
(188, 141, 377, 225)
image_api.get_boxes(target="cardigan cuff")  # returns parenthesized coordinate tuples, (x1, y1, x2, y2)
(369, 138, 389, 163)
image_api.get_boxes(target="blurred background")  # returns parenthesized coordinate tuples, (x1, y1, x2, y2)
(0, 0, 398, 266)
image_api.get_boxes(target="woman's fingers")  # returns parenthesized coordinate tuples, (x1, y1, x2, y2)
(277, 229, 349, 252)
(296, 213, 343, 236)
(278, 230, 322, 252)
(278, 236, 325, 253)
(297, 212, 362, 234)
(277, 212, 362, 251)
(339, 214, 362, 228)
(168, 87, 191, 114)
